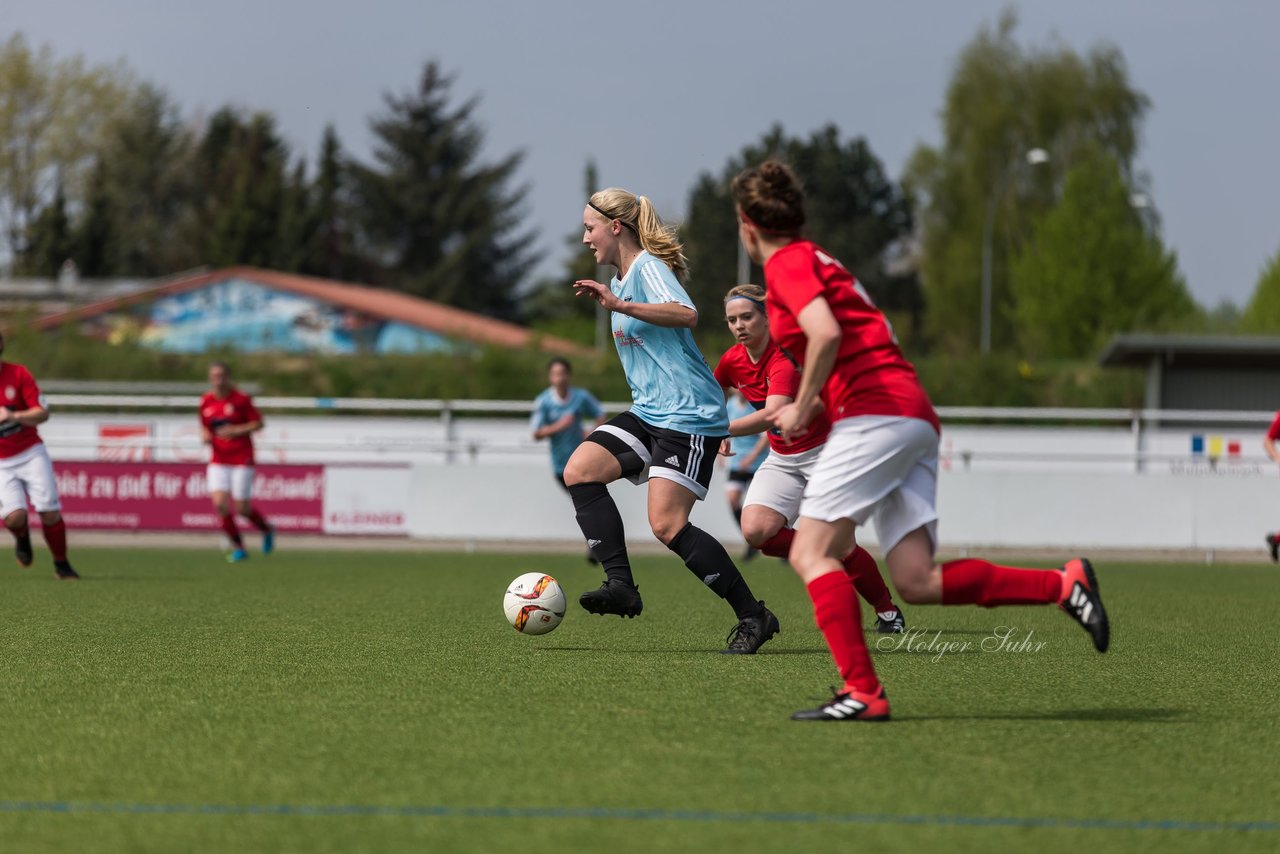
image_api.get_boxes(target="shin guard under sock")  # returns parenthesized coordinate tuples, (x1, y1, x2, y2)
(568, 482, 634, 586)
(941, 558, 1061, 607)
(667, 522, 760, 618)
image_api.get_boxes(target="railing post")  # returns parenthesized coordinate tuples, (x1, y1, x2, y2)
(1132, 409, 1144, 474)
(442, 404, 456, 464)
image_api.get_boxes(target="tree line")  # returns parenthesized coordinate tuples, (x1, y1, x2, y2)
(3, 15, 1278, 359)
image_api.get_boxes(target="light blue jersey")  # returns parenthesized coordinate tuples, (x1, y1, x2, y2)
(725, 396, 768, 473)
(531, 386, 604, 475)
(610, 252, 728, 435)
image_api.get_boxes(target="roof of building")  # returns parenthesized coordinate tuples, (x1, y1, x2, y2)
(1098, 333, 1280, 369)
(30, 266, 591, 356)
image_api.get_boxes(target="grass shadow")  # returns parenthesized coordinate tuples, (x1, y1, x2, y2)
(897, 707, 1189, 724)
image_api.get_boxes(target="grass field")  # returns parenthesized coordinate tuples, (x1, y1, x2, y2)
(0, 547, 1277, 853)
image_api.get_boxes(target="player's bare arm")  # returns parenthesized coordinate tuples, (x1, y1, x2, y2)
(1265, 435, 1280, 464)
(573, 280, 697, 328)
(533, 412, 577, 440)
(216, 419, 264, 439)
(0, 404, 49, 427)
(772, 299, 840, 441)
(726, 392, 793, 437)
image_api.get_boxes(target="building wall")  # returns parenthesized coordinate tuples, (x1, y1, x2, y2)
(1162, 366, 1280, 411)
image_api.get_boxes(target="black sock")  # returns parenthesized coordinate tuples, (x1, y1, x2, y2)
(732, 506, 743, 529)
(568, 482, 634, 586)
(667, 522, 761, 619)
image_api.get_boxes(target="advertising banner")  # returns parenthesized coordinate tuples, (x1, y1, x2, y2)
(47, 461, 325, 533)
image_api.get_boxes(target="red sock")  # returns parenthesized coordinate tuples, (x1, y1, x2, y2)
(220, 513, 243, 547)
(41, 519, 68, 561)
(243, 508, 271, 532)
(844, 546, 896, 613)
(807, 571, 880, 695)
(941, 559, 1061, 607)
(760, 527, 794, 558)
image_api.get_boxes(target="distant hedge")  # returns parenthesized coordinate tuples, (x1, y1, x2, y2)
(3, 321, 1141, 410)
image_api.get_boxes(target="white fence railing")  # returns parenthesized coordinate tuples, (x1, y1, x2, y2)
(41, 396, 1276, 471)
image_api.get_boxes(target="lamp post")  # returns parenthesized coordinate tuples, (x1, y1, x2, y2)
(980, 147, 1049, 354)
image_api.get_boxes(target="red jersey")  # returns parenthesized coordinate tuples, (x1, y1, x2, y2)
(200, 388, 262, 465)
(1268, 413, 1280, 441)
(714, 340, 829, 454)
(0, 362, 45, 459)
(764, 240, 939, 433)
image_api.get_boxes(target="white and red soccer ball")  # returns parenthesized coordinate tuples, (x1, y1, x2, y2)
(503, 573, 566, 635)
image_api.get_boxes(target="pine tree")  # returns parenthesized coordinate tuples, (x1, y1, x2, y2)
(348, 62, 538, 320)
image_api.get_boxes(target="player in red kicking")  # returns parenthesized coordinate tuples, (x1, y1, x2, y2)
(0, 331, 78, 579)
(199, 362, 274, 563)
(713, 283, 905, 633)
(732, 161, 1109, 721)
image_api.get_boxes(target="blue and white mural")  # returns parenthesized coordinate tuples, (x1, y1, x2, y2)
(101, 277, 461, 355)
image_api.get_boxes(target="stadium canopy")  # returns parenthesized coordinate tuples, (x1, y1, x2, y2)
(1098, 333, 1280, 411)
(31, 266, 590, 357)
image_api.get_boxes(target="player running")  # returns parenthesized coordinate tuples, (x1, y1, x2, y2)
(532, 358, 607, 491)
(0, 331, 79, 579)
(566, 187, 780, 654)
(532, 357, 607, 562)
(200, 362, 274, 563)
(713, 284, 905, 633)
(732, 161, 1109, 720)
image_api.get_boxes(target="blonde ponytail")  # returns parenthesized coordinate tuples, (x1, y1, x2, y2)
(589, 188, 690, 283)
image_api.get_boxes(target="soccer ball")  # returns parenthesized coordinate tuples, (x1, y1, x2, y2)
(503, 573, 566, 635)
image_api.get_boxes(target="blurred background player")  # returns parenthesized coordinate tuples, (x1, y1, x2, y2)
(720, 390, 769, 562)
(713, 284, 905, 632)
(531, 357, 607, 490)
(531, 357, 606, 562)
(734, 161, 1108, 721)
(567, 187, 779, 654)
(1265, 410, 1280, 561)
(200, 361, 274, 563)
(0, 331, 78, 580)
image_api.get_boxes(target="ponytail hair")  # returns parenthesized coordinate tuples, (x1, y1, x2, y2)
(731, 160, 806, 236)
(589, 188, 690, 283)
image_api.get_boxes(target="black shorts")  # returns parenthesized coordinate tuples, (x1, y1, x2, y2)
(585, 411, 725, 501)
(727, 469, 755, 487)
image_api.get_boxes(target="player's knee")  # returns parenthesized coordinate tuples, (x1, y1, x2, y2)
(38, 510, 62, 526)
(892, 563, 937, 604)
(4, 509, 27, 530)
(236, 500, 252, 516)
(648, 514, 686, 546)
(562, 452, 598, 486)
(739, 517, 778, 548)
(561, 460, 587, 486)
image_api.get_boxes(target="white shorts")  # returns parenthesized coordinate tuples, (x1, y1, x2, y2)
(207, 463, 255, 500)
(799, 416, 939, 554)
(742, 444, 824, 525)
(0, 444, 61, 515)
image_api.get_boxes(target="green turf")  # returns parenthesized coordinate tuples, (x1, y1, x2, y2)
(0, 548, 1276, 853)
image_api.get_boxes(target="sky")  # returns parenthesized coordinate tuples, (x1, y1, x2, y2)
(4, 0, 1278, 308)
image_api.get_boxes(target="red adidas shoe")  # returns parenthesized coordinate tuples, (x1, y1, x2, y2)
(791, 686, 891, 722)
(1059, 558, 1109, 653)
